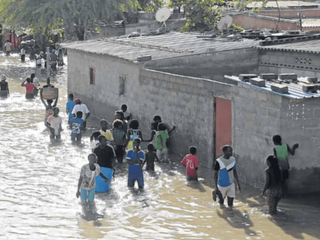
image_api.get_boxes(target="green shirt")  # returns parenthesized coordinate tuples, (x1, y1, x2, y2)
(275, 144, 289, 170)
(155, 131, 169, 150)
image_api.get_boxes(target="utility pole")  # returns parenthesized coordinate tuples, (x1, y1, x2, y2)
(298, 12, 303, 32)
(46, 47, 50, 85)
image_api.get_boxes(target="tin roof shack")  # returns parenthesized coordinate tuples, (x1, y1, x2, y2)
(225, 74, 320, 193)
(62, 32, 259, 169)
(258, 35, 320, 78)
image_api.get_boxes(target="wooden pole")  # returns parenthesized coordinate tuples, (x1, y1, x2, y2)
(46, 47, 50, 85)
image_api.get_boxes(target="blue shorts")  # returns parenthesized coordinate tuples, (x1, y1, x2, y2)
(80, 188, 95, 202)
(128, 167, 144, 188)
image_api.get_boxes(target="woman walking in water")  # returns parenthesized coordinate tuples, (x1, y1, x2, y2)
(261, 155, 282, 215)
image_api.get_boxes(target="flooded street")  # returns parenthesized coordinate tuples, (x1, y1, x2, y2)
(0, 54, 320, 240)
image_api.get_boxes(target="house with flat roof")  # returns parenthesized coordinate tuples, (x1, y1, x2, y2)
(62, 32, 320, 193)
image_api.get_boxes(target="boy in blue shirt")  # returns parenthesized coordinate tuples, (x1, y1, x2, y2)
(213, 145, 241, 209)
(126, 138, 145, 189)
(66, 93, 75, 126)
(71, 111, 83, 144)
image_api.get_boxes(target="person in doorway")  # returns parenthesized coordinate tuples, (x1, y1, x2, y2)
(66, 93, 76, 126)
(30, 73, 40, 97)
(40, 89, 58, 127)
(47, 107, 62, 141)
(0, 74, 9, 99)
(76, 153, 109, 204)
(181, 146, 199, 181)
(155, 122, 169, 163)
(21, 78, 35, 99)
(126, 138, 145, 189)
(261, 155, 282, 215)
(111, 120, 126, 164)
(20, 46, 26, 63)
(71, 111, 84, 144)
(213, 145, 241, 209)
(4, 40, 12, 56)
(93, 135, 116, 170)
(142, 143, 159, 171)
(272, 135, 299, 197)
(72, 99, 90, 130)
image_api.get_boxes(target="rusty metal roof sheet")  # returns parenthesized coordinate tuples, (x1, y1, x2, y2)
(225, 75, 320, 99)
(61, 32, 260, 62)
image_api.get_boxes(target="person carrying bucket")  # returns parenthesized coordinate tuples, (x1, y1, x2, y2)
(0, 74, 9, 99)
(76, 153, 109, 204)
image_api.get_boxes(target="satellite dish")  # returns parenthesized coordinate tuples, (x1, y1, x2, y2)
(217, 15, 233, 30)
(155, 8, 171, 23)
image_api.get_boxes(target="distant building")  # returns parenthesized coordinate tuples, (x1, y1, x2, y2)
(63, 32, 320, 193)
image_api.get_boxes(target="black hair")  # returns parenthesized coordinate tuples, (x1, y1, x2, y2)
(47, 99, 53, 104)
(88, 153, 97, 160)
(121, 104, 127, 112)
(53, 107, 59, 112)
(189, 146, 197, 155)
(76, 111, 83, 118)
(148, 143, 154, 151)
(68, 93, 74, 100)
(273, 135, 282, 144)
(129, 119, 139, 129)
(158, 122, 167, 131)
(31, 73, 35, 79)
(222, 145, 232, 153)
(133, 138, 141, 144)
(100, 119, 108, 125)
(266, 155, 281, 183)
(115, 110, 124, 119)
(98, 135, 107, 142)
(153, 115, 162, 122)
(113, 120, 123, 129)
(26, 78, 31, 83)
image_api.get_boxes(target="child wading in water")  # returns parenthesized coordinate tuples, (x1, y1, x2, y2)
(21, 78, 35, 99)
(181, 146, 199, 181)
(126, 138, 145, 189)
(142, 143, 159, 171)
(76, 153, 109, 204)
(261, 155, 282, 215)
(71, 111, 84, 144)
(272, 135, 299, 197)
(111, 120, 126, 164)
(155, 123, 170, 163)
(126, 120, 145, 150)
(47, 107, 62, 141)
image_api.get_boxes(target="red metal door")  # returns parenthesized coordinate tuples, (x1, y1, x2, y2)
(215, 97, 232, 158)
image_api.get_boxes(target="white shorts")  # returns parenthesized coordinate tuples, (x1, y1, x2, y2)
(218, 182, 236, 198)
(156, 148, 168, 161)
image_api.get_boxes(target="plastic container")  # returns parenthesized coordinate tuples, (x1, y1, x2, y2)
(42, 87, 58, 99)
(95, 167, 113, 192)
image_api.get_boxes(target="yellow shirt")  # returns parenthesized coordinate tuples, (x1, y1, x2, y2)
(99, 129, 114, 141)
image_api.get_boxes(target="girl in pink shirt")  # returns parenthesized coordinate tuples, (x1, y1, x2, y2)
(21, 78, 35, 99)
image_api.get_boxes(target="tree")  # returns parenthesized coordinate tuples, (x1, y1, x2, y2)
(168, 0, 223, 32)
(138, 0, 164, 12)
(0, 0, 139, 44)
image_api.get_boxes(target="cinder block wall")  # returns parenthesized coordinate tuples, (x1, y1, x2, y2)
(259, 50, 320, 78)
(232, 83, 282, 188)
(145, 48, 259, 83)
(280, 98, 320, 193)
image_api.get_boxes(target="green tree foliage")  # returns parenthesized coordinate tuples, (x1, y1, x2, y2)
(168, 0, 223, 32)
(0, 0, 139, 42)
(138, 0, 164, 12)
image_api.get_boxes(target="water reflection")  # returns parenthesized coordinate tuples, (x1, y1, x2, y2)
(0, 56, 320, 239)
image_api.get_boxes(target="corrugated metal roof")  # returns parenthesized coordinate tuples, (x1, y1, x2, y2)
(247, 1, 319, 9)
(257, 38, 320, 54)
(61, 32, 260, 62)
(225, 75, 320, 99)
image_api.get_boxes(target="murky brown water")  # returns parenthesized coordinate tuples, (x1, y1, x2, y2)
(0, 54, 320, 240)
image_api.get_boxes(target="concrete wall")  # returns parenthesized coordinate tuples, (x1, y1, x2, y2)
(145, 48, 259, 83)
(231, 83, 283, 188)
(258, 49, 320, 78)
(258, 9, 320, 19)
(279, 98, 320, 193)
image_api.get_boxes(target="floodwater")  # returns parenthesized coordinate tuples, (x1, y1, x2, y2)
(0, 54, 320, 240)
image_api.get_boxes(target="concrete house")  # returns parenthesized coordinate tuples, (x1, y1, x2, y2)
(63, 32, 320, 193)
